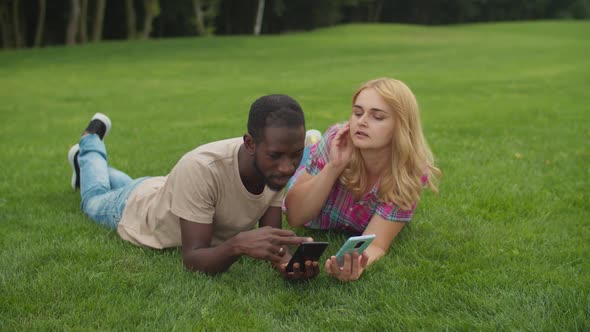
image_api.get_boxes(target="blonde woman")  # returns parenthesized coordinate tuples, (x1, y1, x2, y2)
(284, 78, 441, 281)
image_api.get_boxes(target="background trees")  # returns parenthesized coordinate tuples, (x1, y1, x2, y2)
(1, 0, 588, 49)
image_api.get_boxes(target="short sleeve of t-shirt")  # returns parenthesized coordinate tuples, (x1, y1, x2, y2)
(168, 155, 217, 224)
(270, 191, 283, 207)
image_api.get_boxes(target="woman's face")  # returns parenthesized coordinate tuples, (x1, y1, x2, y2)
(349, 88, 395, 151)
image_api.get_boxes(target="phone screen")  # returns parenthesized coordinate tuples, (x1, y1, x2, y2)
(286, 242, 329, 272)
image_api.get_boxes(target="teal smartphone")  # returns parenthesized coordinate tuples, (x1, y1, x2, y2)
(286, 242, 329, 272)
(335, 234, 376, 266)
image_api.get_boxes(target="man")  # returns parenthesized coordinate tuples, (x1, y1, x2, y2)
(67, 94, 319, 280)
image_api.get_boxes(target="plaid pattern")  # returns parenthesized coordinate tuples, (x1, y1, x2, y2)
(288, 124, 420, 234)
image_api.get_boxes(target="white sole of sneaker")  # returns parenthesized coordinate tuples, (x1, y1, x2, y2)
(91, 112, 112, 139)
(68, 144, 80, 191)
(305, 129, 322, 147)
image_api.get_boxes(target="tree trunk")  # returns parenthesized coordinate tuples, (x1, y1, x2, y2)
(92, 0, 106, 42)
(193, 0, 205, 36)
(125, 0, 136, 39)
(79, 0, 87, 43)
(0, 2, 13, 48)
(372, 0, 384, 22)
(141, 0, 157, 40)
(33, 0, 46, 47)
(253, 0, 265, 35)
(66, 0, 80, 46)
(223, 1, 231, 34)
(12, 0, 23, 48)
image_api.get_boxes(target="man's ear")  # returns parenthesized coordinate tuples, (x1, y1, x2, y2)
(243, 133, 256, 155)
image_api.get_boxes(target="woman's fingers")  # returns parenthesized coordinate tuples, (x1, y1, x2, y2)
(342, 252, 352, 274)
(326, 254, 364, 282)
(350, 251, 361, 276)
(360, 252, 369, 268)
(334, 125, 350, 146)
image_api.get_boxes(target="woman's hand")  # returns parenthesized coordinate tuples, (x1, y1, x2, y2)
(328, 123, 353, 172)
(325, 251, 369, 282)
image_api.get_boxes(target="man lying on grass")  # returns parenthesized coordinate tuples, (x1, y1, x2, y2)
(67, 95, 319, 280)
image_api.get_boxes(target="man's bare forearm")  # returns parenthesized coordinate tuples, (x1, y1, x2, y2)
(182, 224, 309, 275)
(182, 237, 241, 274)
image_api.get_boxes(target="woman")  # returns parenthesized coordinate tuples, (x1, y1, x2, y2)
(284, 78, 441, 281)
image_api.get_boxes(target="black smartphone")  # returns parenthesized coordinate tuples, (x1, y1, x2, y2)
(286, 242, 329, 272)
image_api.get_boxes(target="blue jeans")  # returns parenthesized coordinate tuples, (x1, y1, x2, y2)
(78, 134, 147, 229)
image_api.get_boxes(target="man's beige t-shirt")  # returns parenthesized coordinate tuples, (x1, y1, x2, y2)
(117, 138, 283, 249)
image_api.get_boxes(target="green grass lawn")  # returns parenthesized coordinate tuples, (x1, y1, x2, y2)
(1, 20, 588, 330)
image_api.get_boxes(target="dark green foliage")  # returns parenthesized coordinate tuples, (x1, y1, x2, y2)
(2, 0, 589, 48)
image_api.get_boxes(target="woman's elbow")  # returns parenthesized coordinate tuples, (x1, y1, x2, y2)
(284, 198, 300, 226)
(285, 210, 303, 227)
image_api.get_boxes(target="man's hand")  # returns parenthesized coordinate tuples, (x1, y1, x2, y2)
(274, 249, 320, 281)
(233, 226, 311, 263)
(325, 251, 369, 282)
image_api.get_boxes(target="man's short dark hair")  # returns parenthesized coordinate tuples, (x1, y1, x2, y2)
(247, 94, 305, 142)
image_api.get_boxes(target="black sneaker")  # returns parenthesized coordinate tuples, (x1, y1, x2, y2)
(68, 144, 80, 191)
(84, 113, 111, 140)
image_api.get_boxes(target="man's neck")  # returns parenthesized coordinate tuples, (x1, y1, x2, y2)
(237, 144, 265, 195)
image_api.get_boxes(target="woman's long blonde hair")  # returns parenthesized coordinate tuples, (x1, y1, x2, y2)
(340, 78, 441, 210)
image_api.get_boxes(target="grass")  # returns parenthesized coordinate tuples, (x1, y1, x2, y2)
(1, 20, 589, 330)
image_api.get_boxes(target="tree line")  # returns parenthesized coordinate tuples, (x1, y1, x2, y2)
(1, 0, 589, 49)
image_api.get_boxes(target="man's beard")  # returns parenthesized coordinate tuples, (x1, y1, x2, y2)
(253, 158, 286, 192)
